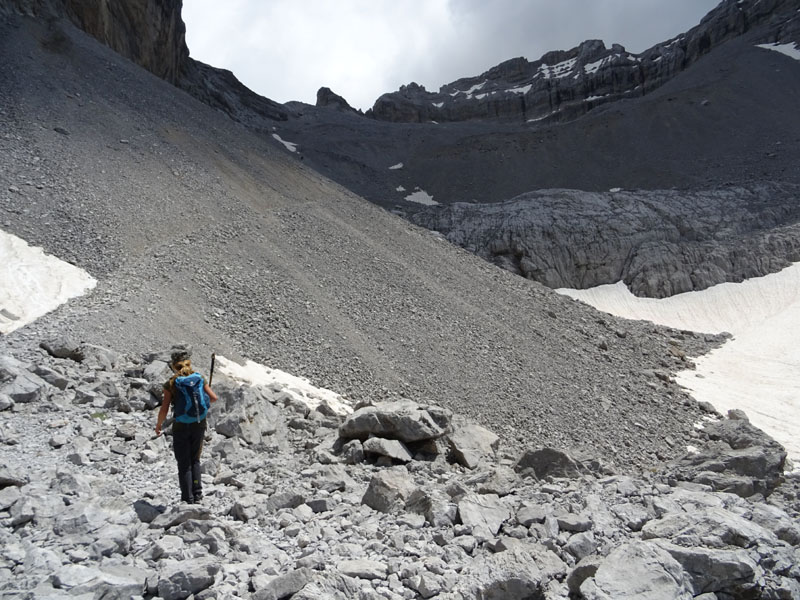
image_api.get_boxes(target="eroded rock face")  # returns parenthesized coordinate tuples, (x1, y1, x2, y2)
(411, 184, 800, 298)
(369, 0, 800, 123)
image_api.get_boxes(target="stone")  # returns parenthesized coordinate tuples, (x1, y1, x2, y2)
(567, 555, 603, 595)
(362, 469, 415, 513)
(641, 507, 776, 549)
(337, 559, 388, 580)
(457, 493, 510, 540)
(565, 531, 598, 561)
(0, 394, 12, 411)
(254, 568, 313, 600)
(266, 490, 305, 512)
(556, 513, 593, 533)
(52, 564, 148, 598)
(653, 540, 760, 597)
(40, 337, 83, 361)
(149, 505, 212, 530)
(133, 499, 166, 523)
(341, 439, 365, 464)
(580, 541, 693, 600)
(514, 447, 583, 479)
(339, 401, 450, 443)
(405, 488, 457, 527)
(157, 559, 219, 600)
(362, 437, 413, 462)
(612, 502, 652, 532)
(452, 548, 543, 600)
(0, 371, 51, 403)
(447, 418, 500, 469)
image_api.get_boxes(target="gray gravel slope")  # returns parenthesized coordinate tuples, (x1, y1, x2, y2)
(0, 15, 724, 470)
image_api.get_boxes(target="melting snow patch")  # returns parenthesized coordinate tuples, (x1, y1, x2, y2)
(389, 163, 404, 170)
(609, 187, 622, 193)
(557, 263, 800, 466)
(217, 355, 352, 416)
(584, 57, 608, 74)
(396, 185, 406, 192)
(0, 229, 96, 334)
(405, 188, 437, 206)
(756, 42, 800, 61)
(432, 102, 444, 108)
(585, 95, 606, 102)
(539, 58, 577, 79)
(272, 134, 298, 153)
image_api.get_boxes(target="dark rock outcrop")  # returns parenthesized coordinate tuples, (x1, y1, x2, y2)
(369, 0, 800, 123)
(315, 86, 359, 114)
(411, 184, 800, 297)
(1, 0, 288, 122)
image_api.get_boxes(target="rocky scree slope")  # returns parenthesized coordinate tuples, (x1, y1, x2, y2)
(368, 0, 800, 124)
(0, 14, 727, 470)
(0, 340, 798, 599)
(411, 184, 800, 297)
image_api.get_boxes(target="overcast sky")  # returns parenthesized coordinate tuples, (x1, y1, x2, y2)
(182, 0, 720, 111)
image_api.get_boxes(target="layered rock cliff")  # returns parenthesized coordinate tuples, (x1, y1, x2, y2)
(411, 184, 800, 297)
(369, 0, 800, 123)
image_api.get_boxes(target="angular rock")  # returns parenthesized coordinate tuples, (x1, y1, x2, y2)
(339, 401, 450, 443)
(580, 541, 693, 600)
(254, 567, 313, 600)
(653, 540, 760, 597)
(457, 493, 510, 539)
(149, 505, 212, 530)
(157, 559, 218, 600)
(362, 469, 415, 514)
(514, 447, 583, 479)
(337, 559, 388, 580)
(641, 507, 776, 549)
(40, 337, 83, 361)
(447, 417, 500, 469)
(362, 437, 413, 463)
(341, 439, 364, 464)
(453, 548, 543, 600)
(405, 488, 456, 527)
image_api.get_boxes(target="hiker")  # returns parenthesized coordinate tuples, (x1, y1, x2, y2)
(155, 350, 218, 504)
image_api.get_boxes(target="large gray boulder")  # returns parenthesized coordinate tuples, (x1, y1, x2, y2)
(212, 382, 285, 448)
(451, 548, 543, 600)
(641, 507, 776, 549)
(580, 541, 693, 600)
(653, 540, 760, 597)
(362, 469, 416, 513)
(339, 401, 451, 443)
(253, 568, 313, 600)
(362, 437, 413, 463)
(667, 417, 787, 497)
(457, 493, 510, 540)
(447, 417, 500, 469)
(157, 559, 219, 600)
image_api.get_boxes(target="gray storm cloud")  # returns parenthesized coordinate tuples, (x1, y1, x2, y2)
(182, 0, 719, 110)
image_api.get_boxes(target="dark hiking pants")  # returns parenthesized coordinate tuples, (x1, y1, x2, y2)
(172, 419, 206, 503)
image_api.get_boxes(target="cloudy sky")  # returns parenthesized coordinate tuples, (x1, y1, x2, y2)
(183, 0, 720, 111)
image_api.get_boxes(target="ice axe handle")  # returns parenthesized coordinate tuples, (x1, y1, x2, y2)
(209, 353, 216, 386)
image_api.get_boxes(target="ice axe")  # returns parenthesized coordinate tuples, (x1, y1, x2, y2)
(209, 353, 216, 386)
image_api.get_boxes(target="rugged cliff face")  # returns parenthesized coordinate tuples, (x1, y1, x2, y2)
(1, 0, 288, 122)
(369, 0, 800, 123)
(411, 184, 800, 297)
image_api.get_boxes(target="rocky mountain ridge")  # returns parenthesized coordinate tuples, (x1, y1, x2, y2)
(0, 340, 798, 599)
(368, 0, 800, 123)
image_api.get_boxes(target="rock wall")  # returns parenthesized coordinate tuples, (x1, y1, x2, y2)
(369, 0, 800, 123)
(1, 0, 288, 122)
(411, 184, 800, 298)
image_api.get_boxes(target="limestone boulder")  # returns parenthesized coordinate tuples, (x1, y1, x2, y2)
(339, 401, 451, 443)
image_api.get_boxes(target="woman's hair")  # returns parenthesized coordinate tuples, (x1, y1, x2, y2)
(172, 359, 193, 377)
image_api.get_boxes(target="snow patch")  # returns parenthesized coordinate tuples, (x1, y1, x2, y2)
(507, 85, 532, 95)
(405, 188, 438, 206)
(0, 229, 96, 334)
(609, 187, 622, 193)
(396, 185, 406, 192)
(272, 134, 298, 153)
(388, 163, 404, 170)
(432, 102, 444, 108)
(584, 57, 608, 74)
(216, 355, 352, 416)
(539, 58, 577, 79)
(756, 42, 800, 61)
(557, 263, 800, 466)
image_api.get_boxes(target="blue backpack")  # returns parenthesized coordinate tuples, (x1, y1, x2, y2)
(172, 372, 210, 423)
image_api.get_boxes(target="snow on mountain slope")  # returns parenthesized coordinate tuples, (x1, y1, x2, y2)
(559, 264, 800, 465)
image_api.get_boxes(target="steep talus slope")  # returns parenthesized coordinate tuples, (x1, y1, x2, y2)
(369, 0, 800, 124)
(411, 184, 800, 297)
(0, 14, 723, 469)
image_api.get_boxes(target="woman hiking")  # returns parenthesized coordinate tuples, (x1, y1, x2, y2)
(155, 349, 218, 504)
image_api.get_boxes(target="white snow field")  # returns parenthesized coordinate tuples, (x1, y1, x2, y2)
(558, 263, 800, 466)
(271, 133, 298, 153)
(0, 230, 96, 334)
(405, 188, 438, 206)
(216, 355, 352, 416)
(756, 42, 800, 61)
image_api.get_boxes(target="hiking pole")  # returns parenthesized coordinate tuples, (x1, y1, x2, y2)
(209, 353, 216, 386)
